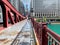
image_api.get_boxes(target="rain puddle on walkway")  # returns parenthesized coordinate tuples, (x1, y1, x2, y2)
(12, 20, 35, 45)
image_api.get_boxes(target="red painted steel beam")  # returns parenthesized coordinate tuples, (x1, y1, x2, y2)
(3, 9, 8, 27)
(0, 0, 26, 28)
(8, 11, 15, 24)
(19, 16, 22, 21)
(2, 5, 8, 27)
(14, 15, 18, 23)
(16, 14, 20, 22)
(2, 0, 25, 19)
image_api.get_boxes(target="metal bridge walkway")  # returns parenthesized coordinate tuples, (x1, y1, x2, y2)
(12, 20, 35, 45)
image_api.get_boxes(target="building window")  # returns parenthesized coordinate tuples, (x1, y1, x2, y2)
(48, 14, 49, 17)
(0, 6, 2, 13)
(54, 13, 55, 17)
(0, 6, 2, 19)
(52, 14, 53, 17)
(41, 14, 42, 17)
(35, 13, 36, 17)
(38, 13, 39, 18)
(44, 13, 46, 17)
(37, 13, 38, 17)
(0, 15, 1, 19)
(39, 13, 40, 18)
(43, 14, 44, 16)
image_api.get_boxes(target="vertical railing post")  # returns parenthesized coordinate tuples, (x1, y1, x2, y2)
(3, 10, 8, 27)
(48, 36, 53, 45)
(19, 16, 21, 21)
(52, 39, 55, 45)
(2, 5, 8, 27)
(8, 11, 15, 24)
(19, 16, 22, 21)
(42, 24, 48, 45)
(16, 15, 19, 22)
(14, 13, 17, 23)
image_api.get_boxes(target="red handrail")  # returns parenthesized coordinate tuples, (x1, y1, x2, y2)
(31, 18, 60, 45)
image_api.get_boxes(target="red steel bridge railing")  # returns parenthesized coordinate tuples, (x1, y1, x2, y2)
(31, 18, 60, 45)
(0, 0, 26, 28)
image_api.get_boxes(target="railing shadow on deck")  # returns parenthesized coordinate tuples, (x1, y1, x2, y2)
(31, 18, 60, 45)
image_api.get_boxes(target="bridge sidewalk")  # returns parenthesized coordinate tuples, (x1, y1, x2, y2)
(11, 20, 36, 45)
(0, 19, 27, 45)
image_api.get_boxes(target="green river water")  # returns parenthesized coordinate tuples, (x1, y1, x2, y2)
(47, 24, 60, 35)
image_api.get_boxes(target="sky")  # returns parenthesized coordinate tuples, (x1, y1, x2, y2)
(21, 0, 31, 11)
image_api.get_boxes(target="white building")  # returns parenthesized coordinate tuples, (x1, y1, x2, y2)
(30, 0, 60, 18)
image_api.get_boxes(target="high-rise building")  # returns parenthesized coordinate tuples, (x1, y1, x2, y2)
(19, 1, 25, 16)
(30, 0, 59, 18)
(9, 0, 25, 16)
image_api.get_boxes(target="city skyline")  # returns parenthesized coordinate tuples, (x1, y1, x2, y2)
(21, 0, 31, 11)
